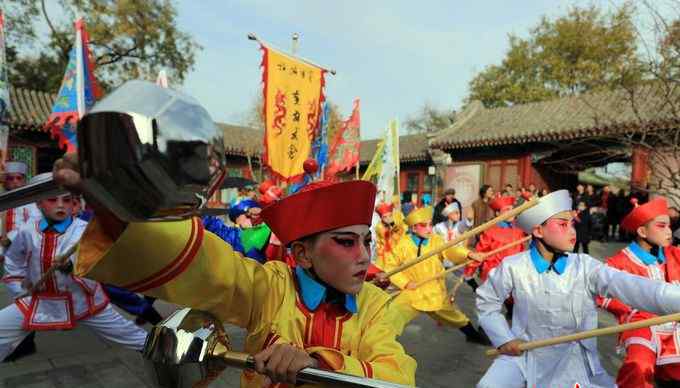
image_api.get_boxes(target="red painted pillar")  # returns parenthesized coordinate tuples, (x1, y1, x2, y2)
(631, 146, 650, 189)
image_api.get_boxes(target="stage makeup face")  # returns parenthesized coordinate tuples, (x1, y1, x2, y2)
(412, 221, 433, 239)
(533, 210, 577, 252)
(638, 214, 673, 248)
(38, 194, 75, 222)
(292, 225, 371, 295)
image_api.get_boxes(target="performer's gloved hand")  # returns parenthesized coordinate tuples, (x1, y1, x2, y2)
(373, 272, 391, 289)
(253, 343, 318, 386)
(498, 339, 526, 356)
(467, 252, 484, 262)
(58, 260, 74, 274)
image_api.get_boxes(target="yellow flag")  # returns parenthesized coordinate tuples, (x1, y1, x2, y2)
(261, 46, 326, 180)
(361, 137, 385, 181)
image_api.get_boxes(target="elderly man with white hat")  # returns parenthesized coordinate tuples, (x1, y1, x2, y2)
(476, 190, 680, 388)
(1, 162, 42, 248)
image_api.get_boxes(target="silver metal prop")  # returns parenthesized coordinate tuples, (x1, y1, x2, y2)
(142, 308, 413, 388)
(0, 80, 226, 222)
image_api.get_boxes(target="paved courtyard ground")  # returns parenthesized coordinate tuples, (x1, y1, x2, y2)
(0, 241, 626, 387)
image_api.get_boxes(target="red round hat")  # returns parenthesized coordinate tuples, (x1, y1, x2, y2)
(621, 197, 669, 232)
(489, 196, 516, 212)
(375, 202, 394, 216)
(261, 180, 377, 245)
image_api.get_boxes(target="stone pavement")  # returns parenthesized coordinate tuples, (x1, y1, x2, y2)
(0, 241, 626, 387)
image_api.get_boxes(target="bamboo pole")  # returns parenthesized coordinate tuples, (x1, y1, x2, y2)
(378, 199, 538, 282)
(485, 312, 680, 357)
(247, 33, 337, 75)
(17, 243, 79, 299)
(389, 236, 531, 297)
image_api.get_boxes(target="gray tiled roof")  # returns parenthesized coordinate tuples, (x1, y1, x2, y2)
(431, 84, 678, 149)
(6, 86, 57, 130)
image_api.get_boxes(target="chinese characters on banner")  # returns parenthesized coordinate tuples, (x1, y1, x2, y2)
(261, 45, 326, 180)
(0, 13, 10, 173)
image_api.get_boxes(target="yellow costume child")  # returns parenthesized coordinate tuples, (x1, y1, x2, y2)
(384, 206, 489, 344)
(73, 180, 416, 387)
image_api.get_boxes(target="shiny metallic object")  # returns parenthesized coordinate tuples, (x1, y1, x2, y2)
(0, 80, 225, 221)
(143, 308, 414, 388)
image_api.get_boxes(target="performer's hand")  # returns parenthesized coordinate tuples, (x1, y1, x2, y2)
(21, 278, 32, 292)
(498, 339, 525, 356)
(405, 281, 418, 290)
(253, 343, 318, 386)
(467, 252, 484, 262)
(53, 153, 83, 192)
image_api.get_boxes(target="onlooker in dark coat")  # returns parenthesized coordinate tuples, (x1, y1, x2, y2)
(433, 188, 463, 225)
(606, 187, 621, 241)
(574, 201, 592, 254)
(573, 184, 587, 209)
(472, 185, 495, 227)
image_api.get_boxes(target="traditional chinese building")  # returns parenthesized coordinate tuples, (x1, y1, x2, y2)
(429, 85, 670, 204)
(5, 86, 62, 178)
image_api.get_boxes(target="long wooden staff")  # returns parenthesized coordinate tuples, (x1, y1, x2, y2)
(378, 199, 537, 283)
(17, 243, 79, 299)
(485, 312, 680, 357)
(389, 236, 532, 297)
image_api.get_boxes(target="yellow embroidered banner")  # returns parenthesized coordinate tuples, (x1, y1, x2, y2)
(261, 45, 326, 181)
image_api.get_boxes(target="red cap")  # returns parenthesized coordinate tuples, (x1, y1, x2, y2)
(375, 202, 394, 216)
(261, 180, 377, 245)
(621, 197, 669, 232)
(489, 196, 516, 212)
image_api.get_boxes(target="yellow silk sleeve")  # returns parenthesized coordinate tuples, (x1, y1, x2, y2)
(307, 288, 416, 385)
(74, 217, 280, 332)
(382, 240, 410, 289)
(442, 245, 471, 264)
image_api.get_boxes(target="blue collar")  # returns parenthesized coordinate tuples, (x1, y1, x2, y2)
(39, 217, 73, 234)
(497, 221, 512, 229)
(409, 233, 429, 246)
(530, 242, 567, 275)
(294, 266, 357, 313)
(629, 242, 665, 265)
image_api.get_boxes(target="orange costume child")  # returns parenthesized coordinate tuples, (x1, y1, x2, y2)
(464, 196, 525, 289)
(373, 202, 405, 270)
(73, 180, 416, 387)
(597, 197, 680, 388)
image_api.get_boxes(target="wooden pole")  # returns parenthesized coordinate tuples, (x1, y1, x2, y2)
(379, 199, 538, 281)
(247, 33, 336, 75)
(355, 159, 360, 180)
(485, 312, 680, 357)
(389, 236, 531, 297)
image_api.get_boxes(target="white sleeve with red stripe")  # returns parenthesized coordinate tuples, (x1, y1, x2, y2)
(2, 228, 29, 298)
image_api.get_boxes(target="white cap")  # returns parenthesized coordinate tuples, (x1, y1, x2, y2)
(441, 202, 460, 216)
(29, 172, 53, 185)
(517, 189, 572, 233)
(5, 162, 27, 176)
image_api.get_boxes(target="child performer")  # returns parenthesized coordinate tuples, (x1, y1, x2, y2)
(476, 190, 680, 388)
(59, 159, 416, 388)
(383, 207, 489, 344)
(464, 196, 525, 290)
(0, 173, 147, 361)
(597, 197, 680, 388)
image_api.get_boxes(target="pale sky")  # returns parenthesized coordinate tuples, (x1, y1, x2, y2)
(176, 0, 627, 139)
(37, 0, 627, 139)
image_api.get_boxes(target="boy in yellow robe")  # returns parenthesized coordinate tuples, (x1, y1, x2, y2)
(374, 201, 406, 270)
(383, 206, 489, 344)
(54, 157, 416, 388)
